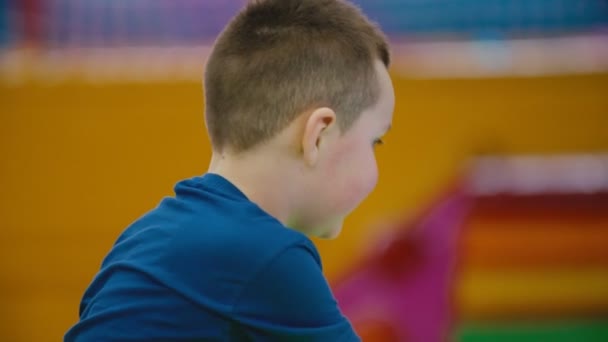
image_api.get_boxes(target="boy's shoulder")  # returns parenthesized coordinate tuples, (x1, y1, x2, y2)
(169, 173, 319, 262)
(107, 173, 321, 293)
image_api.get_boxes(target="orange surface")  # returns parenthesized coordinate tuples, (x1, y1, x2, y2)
(2, 73, 608, 341)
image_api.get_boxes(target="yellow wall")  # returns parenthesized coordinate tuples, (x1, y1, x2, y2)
(1, 73, 607, 340)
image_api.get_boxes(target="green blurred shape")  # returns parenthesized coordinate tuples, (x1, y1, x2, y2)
(456, 320, 608, 342)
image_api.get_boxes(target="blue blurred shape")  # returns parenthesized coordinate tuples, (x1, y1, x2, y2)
(3, 0, 608, 48)
(0, 0, 9, 48)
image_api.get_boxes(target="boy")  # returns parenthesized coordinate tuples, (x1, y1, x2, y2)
(65, 0, 394, 340)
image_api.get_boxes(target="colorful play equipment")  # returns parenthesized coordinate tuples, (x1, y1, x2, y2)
(334, 154, 608, 341)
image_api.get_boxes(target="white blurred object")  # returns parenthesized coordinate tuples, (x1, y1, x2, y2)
(469, 154, 608, 195)
(391, 33, 608, 79)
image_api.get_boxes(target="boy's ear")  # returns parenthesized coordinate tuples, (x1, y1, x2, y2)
(301, 107, 337, 167)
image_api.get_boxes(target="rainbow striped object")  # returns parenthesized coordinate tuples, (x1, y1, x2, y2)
(334, 154, 608, 341)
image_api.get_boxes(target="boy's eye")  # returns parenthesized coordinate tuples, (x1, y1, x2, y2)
(373, 138, 384, 147)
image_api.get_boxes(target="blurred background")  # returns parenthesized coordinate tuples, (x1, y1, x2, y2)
(1, 0, 607, 341)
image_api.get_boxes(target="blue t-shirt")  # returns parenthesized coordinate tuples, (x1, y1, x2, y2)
(65, 173, 360, 341)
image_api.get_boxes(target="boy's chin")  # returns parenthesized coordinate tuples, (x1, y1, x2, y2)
(314, 219, 344, 240)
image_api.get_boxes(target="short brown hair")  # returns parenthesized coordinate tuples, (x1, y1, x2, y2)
(204, 0, 390, 152)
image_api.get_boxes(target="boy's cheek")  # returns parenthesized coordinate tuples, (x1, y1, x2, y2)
(337, 166, 378, 214)
(343, 150, 378, 194)
(320, 144, 378, 215)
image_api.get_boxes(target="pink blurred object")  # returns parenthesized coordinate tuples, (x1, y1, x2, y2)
(334, 182, 472, 342)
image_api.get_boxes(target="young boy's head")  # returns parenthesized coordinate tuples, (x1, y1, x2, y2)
(204, 0, 394, 238)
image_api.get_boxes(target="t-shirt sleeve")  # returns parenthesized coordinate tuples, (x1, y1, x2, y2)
(231, 241, 361, 341)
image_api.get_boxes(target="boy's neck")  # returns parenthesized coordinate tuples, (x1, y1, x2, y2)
(207, 148, 299, 230)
